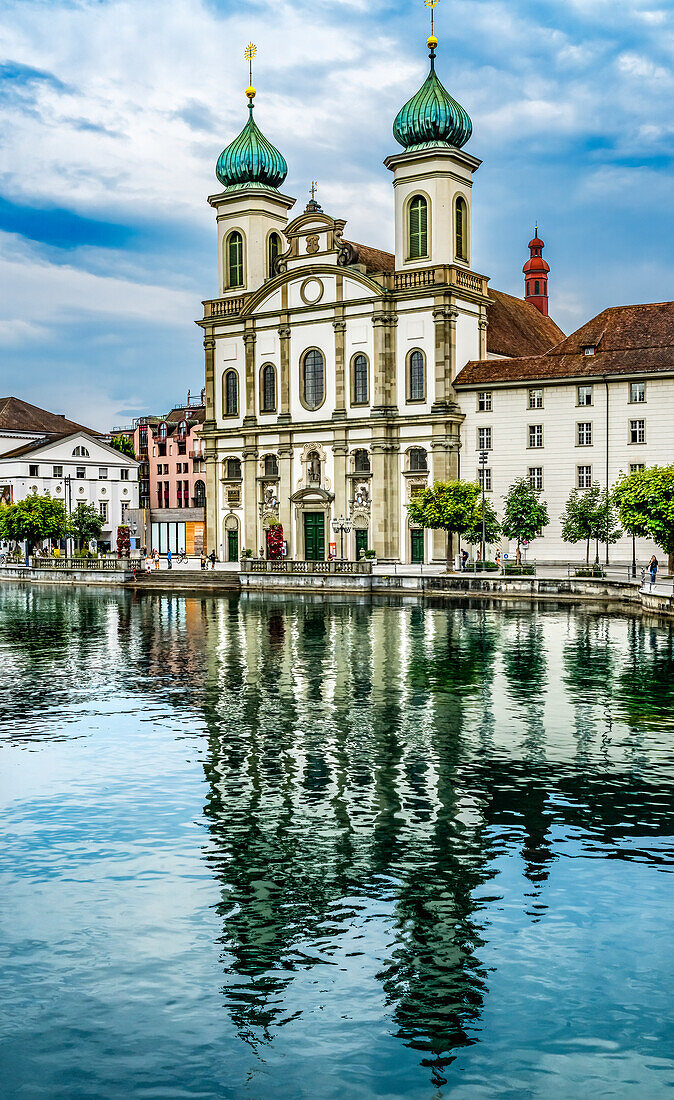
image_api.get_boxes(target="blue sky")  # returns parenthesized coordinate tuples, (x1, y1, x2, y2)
(0, 0, 672, 430)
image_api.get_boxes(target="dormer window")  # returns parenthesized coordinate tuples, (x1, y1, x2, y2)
(157, 422, 168, 440)
(583, 346, 596, 356)
(176, 420, 187, 440)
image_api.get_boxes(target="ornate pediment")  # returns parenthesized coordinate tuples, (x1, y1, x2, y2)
(275, 205, 355, 274)
(290, 486, 335, 504)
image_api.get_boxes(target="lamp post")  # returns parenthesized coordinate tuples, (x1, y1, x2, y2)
(64, 474, 72, 558)
(331, 514, 353, 560)
(479, 449, 488, 570)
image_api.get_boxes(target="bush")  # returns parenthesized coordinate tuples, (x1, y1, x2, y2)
(574, 567, 606, 578)
(464, 561, 498, 572)
(504, 563, 536, 576)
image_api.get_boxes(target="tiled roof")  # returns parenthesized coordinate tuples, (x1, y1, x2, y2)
(344, 241, 396, 275)
(486, 289, 564, 357)
(0, 397, 99, 436)
(166, 406, 206, 424)
(455, 301, 674, 386)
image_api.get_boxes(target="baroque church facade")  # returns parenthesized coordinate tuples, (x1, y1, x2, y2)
(198, 35, 562, 563)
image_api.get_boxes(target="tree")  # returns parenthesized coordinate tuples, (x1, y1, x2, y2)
(407, 480, 481, 568)
(0, 493, 70, 558)
(109, 434, 136, 460)
(463, 496, 501, 552)
(501, 477, 549, 554)
(71, 502, 103, 550)
(560, 486, 596, 563)
(588, 487, 622, 563)
(614, 465, 674, 572)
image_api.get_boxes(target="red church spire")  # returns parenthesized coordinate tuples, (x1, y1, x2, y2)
(523, 228, 550, 316)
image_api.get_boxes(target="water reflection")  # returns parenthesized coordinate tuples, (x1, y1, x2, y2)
(1, 587, 674, 1097)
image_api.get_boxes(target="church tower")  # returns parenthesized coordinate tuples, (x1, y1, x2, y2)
(523, 230, 550, 316)
(210, 49, 295, 298)
(384, 31, 480, 271)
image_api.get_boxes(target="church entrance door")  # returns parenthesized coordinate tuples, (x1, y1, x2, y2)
(355, 529, 368, 560)
(304, 513, 325, 561)
(411, 528, 424, 564)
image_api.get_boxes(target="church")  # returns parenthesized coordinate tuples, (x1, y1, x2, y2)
(196, 33, 572, 564)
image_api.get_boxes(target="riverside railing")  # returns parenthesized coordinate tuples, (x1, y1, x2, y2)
(29, 557, 139, 571)
(241, 559, 373, 575)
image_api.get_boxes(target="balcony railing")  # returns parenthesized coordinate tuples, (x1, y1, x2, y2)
(202, 296, 247, 319)
(393, 264, 489, 297)
(241, 559, 372, 575)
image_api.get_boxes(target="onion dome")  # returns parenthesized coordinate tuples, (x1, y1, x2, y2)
(393, 38, 472, 151)
(216, 91, 287, 191)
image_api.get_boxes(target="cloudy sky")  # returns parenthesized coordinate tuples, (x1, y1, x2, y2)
(0, 0, 672, 430)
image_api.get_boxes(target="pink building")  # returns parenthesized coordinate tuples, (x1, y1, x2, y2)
(131, 393, 207, 556)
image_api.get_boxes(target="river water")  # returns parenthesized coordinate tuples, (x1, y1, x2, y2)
(0, 586, 673, 1099)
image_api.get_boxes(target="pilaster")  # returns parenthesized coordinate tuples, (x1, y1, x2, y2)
(371, 305, 398, 416)
(205, 450, 218, 557)
(371, 425, 400, 562)
(333, 314, 347, 420)
(277, 436, 293, 558)
(479, 310, 488, 360)
(278, 320, 291, 424)
(332, 431, 349, 532)
(242, 438, 259, 552)
(243, 329, 257, 427)
(430, 424, 461, 562)
(202, 334, 216, 432)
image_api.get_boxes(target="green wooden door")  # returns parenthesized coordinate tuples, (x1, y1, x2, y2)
(227, 529, 238, 562)
(304, 512, 325, 561)
(411, 528, 424, 564)
(355, 529, 368, 560)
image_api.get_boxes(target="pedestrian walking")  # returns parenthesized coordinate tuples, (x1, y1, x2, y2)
(200, 551, 206, 571)
(649, 554, 658, 585)
(167, 548, 172, 570)
(209, 550, 216, 570)
(153, 549, 159, 570)
(461, 549, 468, 571)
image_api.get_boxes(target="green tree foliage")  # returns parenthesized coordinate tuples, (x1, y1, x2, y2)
(589, 487, 622, 562)
(407, 480, 481, 567)
(501, 477, 549, 551)
(560, 486, 596, 563)
(71, 502, 103, 549)
(108, 434, 136, 459)
(614, 465, 674, 571)
(463, 496, 501, 548)
(0, 493, 70, 555)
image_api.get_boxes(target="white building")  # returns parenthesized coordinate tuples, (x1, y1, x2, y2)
(455, 301, 674, 563)
(0, 397, 138, 551)
(198, 37, 561, 564)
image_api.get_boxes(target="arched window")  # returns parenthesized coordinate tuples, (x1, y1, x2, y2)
(194, 480, 206, 507)
(354, 449, 370, 473)
(261, 363, 276, 412)
(407, 349, 426, 402)
(409, 447, 428, 472)
(408, 195, 428, 260)
(226, 458, 241, 479)
(455, 196, 467, 262)
(264, 454, 278, 476)
(157, 423, 167, 441)
(176, 420, 187, 439)
(72, 445, 90, 457)
(227, 231, 244, 288)
(222, 370, 239, 417)
(352, 354, 369, 405)
(307, 451, 321, 484)
(268, 232, 282, 277)
(302, 349, 325, 410)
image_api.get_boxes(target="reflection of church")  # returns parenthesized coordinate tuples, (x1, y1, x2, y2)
(198, 32, 560, 562)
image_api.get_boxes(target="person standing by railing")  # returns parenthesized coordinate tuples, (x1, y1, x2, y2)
(649, 555, 658, 586)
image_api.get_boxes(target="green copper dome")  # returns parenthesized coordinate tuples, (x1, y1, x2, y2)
(393, 47, 472, 151)
(216, 103, 287, 191)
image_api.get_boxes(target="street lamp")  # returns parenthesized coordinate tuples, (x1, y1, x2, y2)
(479, 449, 488, 570)
(331, 514, 353, 560)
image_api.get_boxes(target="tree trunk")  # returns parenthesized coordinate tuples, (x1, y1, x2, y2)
(586, 538, 590, 565)
(669, 550, 674, 576)
(446, 529, 452, 572)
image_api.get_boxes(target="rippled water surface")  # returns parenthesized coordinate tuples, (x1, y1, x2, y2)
(1, 586, 674, 1099)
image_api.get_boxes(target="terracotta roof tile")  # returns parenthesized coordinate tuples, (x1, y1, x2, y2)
(486, 289, 565, 357)
(0, 397, 99, 436)
(343, 241, 395, 275)
(455, 301, 674, 386)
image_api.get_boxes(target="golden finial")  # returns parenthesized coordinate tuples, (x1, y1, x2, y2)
(310, 181, 318, 202)
(244, 42, 257, 101)
(425, 0, 439, 47)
